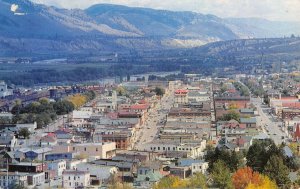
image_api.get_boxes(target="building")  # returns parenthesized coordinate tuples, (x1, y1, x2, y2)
(0, 81, 13, 98)
(76, 162, 118, 183)
(0, 171, 28, 188)
(27, 172, 45, 186)
(52, 142, 116, 159)
(45, 152, 76, 161)
(177, 159, 208, 175)
(9, 162, 47, 173)
(47, 160, 67, 177)
(62, 170, 90, 189)
(174, 89, 188, 105)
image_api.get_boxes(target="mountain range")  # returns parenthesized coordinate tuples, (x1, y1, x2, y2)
(1, 0, 300, 57)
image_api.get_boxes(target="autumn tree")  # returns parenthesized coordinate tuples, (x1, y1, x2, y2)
(232, 167, 261, 189)
(67, 94, 87, 109)
(153, 175, 188, 189)
(245, 175, 278, 189)
(211, 160, 233, 189)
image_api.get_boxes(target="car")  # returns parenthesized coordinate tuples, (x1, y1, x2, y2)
(36, 183, 42, 186)
(273, 133, 277, 135)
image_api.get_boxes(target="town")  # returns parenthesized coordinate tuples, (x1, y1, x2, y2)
(0, 71, 299, 189)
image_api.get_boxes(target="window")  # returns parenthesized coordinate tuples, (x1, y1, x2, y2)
(73, 147, 75, 151)
(163, 147, 165, 150)
(96, 148, 98, 152)
(74, 176, 76, 180)
(158, 147, 160, 150)
(168, 147, 170, 150)
(84, 147, 86, 151)
(69, 176, 71, 180)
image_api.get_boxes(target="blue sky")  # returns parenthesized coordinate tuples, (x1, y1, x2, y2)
(31, 0, 300, 22)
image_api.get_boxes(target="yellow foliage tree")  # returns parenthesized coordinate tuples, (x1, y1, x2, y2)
(153, 176, 188, 189)
(245, 175, 278, 189)
(67, 94, 87, 109)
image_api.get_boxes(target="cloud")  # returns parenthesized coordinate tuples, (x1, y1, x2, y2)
(31, 0, 300, 22)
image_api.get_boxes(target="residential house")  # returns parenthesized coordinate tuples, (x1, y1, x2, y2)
(62, 170, 90, 189)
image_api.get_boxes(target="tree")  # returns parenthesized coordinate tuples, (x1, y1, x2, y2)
(220, 111, 240, 121)
(18, 128, 31, 139)
(205, 147, 244, 172)
(154, 87, 165, 96)
(211, 160, 233, 189)
(153, 175, 188, 189)
(245, 175, 278, 189)
(116, 86, 127, 96)
(246, 139, 280, 173)
(232, 167, 261, 189)
(187, 172, 207, 189)
(264, 155, 291, 187)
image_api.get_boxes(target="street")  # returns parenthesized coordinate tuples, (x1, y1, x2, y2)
(134, 89, 174, 151)
(251, 97, 287, 145)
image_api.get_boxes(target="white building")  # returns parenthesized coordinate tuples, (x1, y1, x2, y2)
(62, 170, 90, 189)
(0, 172, 28, 188)
(48, 160, 67, 176)
(178, 159, 209, 175)
(28, 172, 45, 186)
(144, 140, 206, 158)
(0, 81, 13, 98)
(76, 163, 118, 182)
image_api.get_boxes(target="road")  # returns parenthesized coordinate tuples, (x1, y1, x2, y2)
(134, 89, 174, 151)
(251, 97, 287, 145)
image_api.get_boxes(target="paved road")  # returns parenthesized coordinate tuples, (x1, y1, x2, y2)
(134, 89, 174, 150)
(251, 97, 287, 145)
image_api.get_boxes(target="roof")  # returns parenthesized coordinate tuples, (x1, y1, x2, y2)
(178, 158, 206, 166)
(240, 118, 256, 124)
(135, 171, 163, 182)
(130, 104, 149, 110)
(240, 108, 255, 113)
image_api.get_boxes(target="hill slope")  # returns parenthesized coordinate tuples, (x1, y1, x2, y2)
(0, 0, 300, 57)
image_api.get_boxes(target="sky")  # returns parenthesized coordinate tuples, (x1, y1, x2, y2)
(31, 0, 300, 22)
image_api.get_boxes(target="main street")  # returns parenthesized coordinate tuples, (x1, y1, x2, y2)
(251, 97, 287, 145)
(134, 89, 174, 151)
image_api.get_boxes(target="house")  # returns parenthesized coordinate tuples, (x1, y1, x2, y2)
(134, 166, 163, 188)
(40, 133, 57, 146)
(62, 170, 90, 189)
(27, 172, 45, 186)
(240, 118, 257, 128)
(15, 147, 52, 161)
(169, 165, 191, 179)
(47, 160, 67, 177)
(177, 159, 208, 175)
(76, 162, 118, 183)
(0, 171, 28, 188)
(70, 110, 93, 127)
(0, 131, 17, 150)
(55, 129, 74, 144)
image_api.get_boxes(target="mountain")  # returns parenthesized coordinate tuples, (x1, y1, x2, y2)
(0, 0, 300, 57)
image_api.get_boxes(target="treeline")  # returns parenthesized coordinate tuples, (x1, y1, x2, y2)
(9, 91, 96, 128)
(204, 139, 299, 188)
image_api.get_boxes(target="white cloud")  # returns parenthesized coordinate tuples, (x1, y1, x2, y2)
(31, 0, 300, 22)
